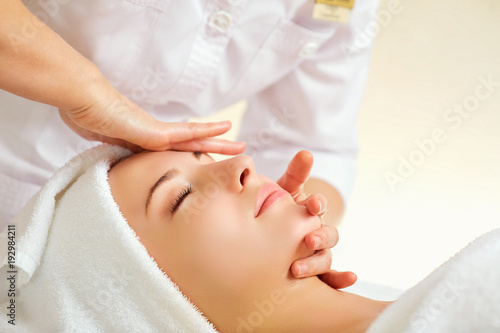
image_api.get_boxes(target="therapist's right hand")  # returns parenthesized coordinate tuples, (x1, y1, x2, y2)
(58, 86, 246, 154)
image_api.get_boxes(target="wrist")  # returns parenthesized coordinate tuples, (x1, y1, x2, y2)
(0, 0, 114, 111)
(66, 64, 115, 113)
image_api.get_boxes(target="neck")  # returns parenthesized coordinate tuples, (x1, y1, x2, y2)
(221, 276, 391, 333)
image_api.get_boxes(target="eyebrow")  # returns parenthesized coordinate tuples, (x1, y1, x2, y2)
(145, 151, 210, 214)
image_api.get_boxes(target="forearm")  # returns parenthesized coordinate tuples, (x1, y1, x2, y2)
(304, 177, 345, 226)
(0, 0, 105, 110)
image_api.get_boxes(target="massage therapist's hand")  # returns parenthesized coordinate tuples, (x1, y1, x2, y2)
(277, 150, 357, 289)
(0, 1, 243, 155)
(59, 82, 246, 154)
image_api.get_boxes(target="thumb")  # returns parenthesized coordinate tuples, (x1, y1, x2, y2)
(277, 150, 313, 197)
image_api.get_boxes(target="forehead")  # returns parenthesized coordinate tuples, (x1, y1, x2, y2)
(113, 150, 192, 174)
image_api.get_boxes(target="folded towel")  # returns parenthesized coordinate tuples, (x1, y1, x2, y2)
(366, 228, 500, 333)
(0, 145, 218, 332)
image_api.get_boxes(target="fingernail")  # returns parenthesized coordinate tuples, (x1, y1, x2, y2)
(313, 236, 321, 249)
(317, 200, 322, 213)
(298, 264, 308, 277)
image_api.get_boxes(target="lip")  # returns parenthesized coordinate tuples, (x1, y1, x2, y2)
(254, 183, 289, 217)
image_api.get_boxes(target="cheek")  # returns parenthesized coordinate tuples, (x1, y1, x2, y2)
(175, 200, 260, 283)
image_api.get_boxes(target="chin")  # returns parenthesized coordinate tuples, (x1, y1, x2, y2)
(289, 207, 321, 259)
(271, 204, 322, 271)
(296, 204, 322, 234)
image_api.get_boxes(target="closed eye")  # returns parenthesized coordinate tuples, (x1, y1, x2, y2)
(170, 184, 193, 214)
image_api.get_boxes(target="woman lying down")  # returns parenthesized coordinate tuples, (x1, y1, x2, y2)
(1, 145, 499, 332)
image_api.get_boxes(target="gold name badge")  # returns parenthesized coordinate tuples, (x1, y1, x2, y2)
(312, 2, 351, 23)
(316, 0, 355, 9)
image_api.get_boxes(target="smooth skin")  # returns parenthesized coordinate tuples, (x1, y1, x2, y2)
(108, 150, 386, 333)
(0, 0, 354, 287)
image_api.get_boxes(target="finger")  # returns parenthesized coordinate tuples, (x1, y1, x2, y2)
(169, 138, 246, 155)
(156, 120, 233, 146)
(319, 270, 357, 289)
(276, 150, 313, 198)
(304, 224, 339, 251)
(290, 249, 332, 278)
(142, 120, 234, 151)
(296, 193, 328, 216)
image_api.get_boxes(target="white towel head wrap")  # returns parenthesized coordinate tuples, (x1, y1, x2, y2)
(0, 145, 218, 332)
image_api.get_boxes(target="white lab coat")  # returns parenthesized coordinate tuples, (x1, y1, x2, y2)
(0, 0, 379, 224)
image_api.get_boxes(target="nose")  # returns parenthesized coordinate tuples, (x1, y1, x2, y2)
(208, 155, 256, 193)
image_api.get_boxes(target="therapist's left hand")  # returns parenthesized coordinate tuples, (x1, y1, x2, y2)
(277, 150, 356, 289)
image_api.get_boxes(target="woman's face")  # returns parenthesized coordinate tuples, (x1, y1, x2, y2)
(108, 150, 320, 303)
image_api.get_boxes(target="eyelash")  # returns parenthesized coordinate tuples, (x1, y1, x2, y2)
(170, 184, 193, 214)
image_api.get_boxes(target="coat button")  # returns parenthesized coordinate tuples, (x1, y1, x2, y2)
(299, 42, 319, 57)
(208, 11, 232, 33)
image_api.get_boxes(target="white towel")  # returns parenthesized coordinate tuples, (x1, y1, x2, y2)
(0, 145, 218, 332)
(366, 228, 500, 333)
